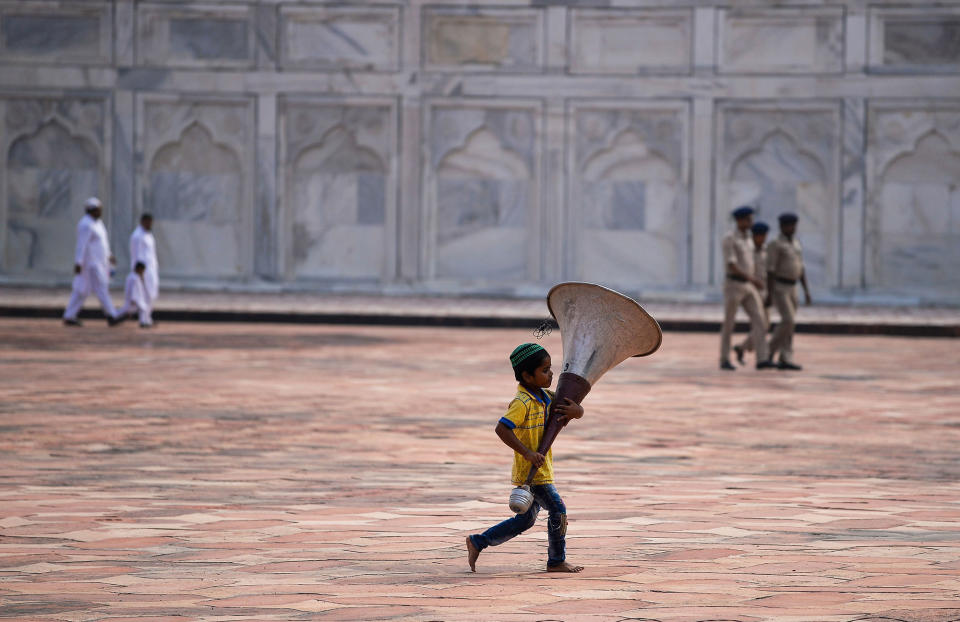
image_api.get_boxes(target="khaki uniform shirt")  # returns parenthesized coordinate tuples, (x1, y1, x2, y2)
(766, 235, 804, 281)
(754, 246, 768, 294)
(722, 229, 754, 279)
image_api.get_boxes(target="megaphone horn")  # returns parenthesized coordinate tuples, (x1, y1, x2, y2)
(510, 283, 661, 512)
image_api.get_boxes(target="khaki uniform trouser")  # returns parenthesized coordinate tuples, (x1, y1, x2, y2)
(737, 302, 770, 352)
(768, 281, 798, 363)
(720, 281, 768, 363)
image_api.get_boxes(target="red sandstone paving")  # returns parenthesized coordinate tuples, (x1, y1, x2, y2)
(1, 319, 959, 621)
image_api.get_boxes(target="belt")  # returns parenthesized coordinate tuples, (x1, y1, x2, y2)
(726, 274, 747, 283)
(775, 276, 797, 285)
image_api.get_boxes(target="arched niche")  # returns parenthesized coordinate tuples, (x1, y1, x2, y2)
(433, 127, 531, 279)
(873, 130, 960, 291)
(147, 122, 246, 278)
(289, 125, 387, 280)
(5, 118, 100, 275)
(574, 128, 685, 287)
(727, 130, 832, 288)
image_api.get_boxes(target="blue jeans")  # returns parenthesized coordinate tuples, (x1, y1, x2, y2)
(470, 484, 567, 567)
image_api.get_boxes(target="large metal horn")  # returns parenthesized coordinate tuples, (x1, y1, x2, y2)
(509, 282, 662, 513)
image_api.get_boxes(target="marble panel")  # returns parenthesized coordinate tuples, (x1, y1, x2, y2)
(867, 105, 960, 293)
(569, 103, 689, 289)
(840, 98, 866, 288)
(136, 3, 254, 68)
(280, 100, 395, 281)
(0, 1, 110, 64)
(717, 105, 840, 288)
(425, 104, 539, 281)
(718, 7, 844, 74)
(139, 98, 254, 279)
(869, 8, 960, 73)
(1, 97, 106, 278)
(423, 7, 542, 72)
(280, 6, 400, 72)
(569, 9, 692, 75)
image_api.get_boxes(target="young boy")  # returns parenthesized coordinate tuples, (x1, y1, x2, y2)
(119, 261, 153, 328)
(466, 343, 584, 573)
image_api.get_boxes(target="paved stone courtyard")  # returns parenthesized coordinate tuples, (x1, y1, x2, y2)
(1, 318, 958, 621)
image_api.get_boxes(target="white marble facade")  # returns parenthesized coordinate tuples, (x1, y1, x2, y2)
(280, 98, 396, 281)
(1, 96, 108, 277)
(1, 0, 959, 304)
(716, 103, 841, 289)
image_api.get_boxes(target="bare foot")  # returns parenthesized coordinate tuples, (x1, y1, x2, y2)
(547, 561, 584, 573)
(466, 536, 479, 572)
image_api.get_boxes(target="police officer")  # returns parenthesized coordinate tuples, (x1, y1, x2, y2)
(719, 206, 773, 371)
(733, 221, 770, 365)
(765, 213, 812, 370)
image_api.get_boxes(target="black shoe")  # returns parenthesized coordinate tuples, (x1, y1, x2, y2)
(107, 315, 125, 327)
(63, 318, 83, 327)
(733, 345, 745, 365)
(778, 360, 802, 371)
(756, 360, 777, 370)
(720, 360, 736, 371)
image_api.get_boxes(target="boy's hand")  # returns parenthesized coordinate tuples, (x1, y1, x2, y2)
(524, 450, 545, 468)
(555, 398, 584, 426)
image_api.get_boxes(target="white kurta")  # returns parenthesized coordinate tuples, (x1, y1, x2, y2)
(64, 214, 118, 320)
(129, 225, 159, 301)
(119, 272, 152, 326)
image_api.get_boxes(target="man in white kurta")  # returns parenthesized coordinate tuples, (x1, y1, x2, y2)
(119, 262, 152, 327)
(63, 197, 123, 326)
(129, 213, 158, 302)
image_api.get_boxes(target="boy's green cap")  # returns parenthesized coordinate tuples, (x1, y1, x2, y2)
(510, 343, 545, 369)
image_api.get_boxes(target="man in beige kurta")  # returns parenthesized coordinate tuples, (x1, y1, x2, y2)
(719, 206, 773, 371)
(733, 221, 770, 364)
(766, 213, 812, 370)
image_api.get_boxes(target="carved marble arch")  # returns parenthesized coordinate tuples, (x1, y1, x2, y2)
(730, 129, 827, 185)
(152, 121, 240, 176)
(7, 117, 100, 218)
(293, 125, 385, 177)
(430, 124, 531, 280)
(726, 127, 835, 287)
(881, 130, 960, 183)
(582, 129, 675, 182)
(870, 128, 960, 291)
(290, 124, 387, 236)
(288, 124, 388, 280)
(437, 128, 529, 180)
(149, 121, 242, 224)
(4, 116, 101, 275)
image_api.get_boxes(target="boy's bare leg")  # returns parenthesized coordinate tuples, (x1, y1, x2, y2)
(466, 536, 479, 572)
(547, 562, 583, 573)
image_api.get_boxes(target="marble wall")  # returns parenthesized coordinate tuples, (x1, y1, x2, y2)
(279, 98, 396, 281)
(0, 0, 958, 304)
(1, 96, 108, 277)
(136, 95, 255, 279)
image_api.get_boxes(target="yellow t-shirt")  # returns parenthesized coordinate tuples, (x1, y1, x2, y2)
(500, 384, 556, 485)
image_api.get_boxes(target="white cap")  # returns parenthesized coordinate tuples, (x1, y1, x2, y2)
(83, 197, 102, 210)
